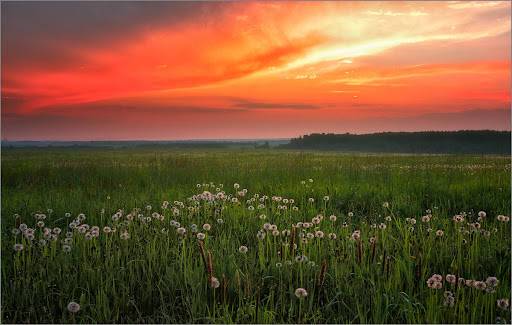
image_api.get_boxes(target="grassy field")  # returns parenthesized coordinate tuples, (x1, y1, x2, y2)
(1, 148, 510, 323)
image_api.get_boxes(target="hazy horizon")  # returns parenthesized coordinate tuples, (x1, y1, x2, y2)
(2, 1, 511, 140)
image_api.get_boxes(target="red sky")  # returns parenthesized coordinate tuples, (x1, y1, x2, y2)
(2, 1, 511, 140)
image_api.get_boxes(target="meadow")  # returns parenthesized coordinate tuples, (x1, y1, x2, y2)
(1, 148, 510, 324)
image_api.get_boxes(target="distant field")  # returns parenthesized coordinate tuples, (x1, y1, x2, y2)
(2, 148, 510, 323)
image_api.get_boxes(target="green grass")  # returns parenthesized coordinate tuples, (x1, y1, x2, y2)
(1, 148, 510, 323)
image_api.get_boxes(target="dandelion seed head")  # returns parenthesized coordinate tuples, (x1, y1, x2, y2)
(446, 274, 456, 284)
(210, 277, 220, 289)
(294, 288, 308, 298)
(485, 276, 499, 287)
(67, 301, 80, 313)
(13, 243, 24, 252)
(497, 298, 509, 310)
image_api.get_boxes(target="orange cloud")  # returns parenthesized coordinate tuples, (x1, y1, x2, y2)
(2, 1, 510, 139)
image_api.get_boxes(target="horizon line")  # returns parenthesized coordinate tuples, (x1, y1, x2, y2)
(2, 129, 510, 143)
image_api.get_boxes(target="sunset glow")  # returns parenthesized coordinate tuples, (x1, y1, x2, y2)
(2, 1, 510, 140)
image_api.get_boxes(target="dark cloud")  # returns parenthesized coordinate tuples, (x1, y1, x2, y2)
(231, 98, 323, 110)
(1, 1, 228, 69)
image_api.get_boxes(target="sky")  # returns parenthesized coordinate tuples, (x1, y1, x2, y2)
(1, 1, 511, 140)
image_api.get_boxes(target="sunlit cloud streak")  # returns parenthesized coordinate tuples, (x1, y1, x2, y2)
(1, 1, 510, 139)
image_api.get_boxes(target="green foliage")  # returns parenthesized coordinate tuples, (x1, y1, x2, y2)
(284, 131, 511, 154)
(1, 149, 510, 323)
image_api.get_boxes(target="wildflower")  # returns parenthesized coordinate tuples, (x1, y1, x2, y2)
(369, 236, 377, 244)
(478, 211, 486, 218)
(328, 233, 337, 240)
(323, 196, 329, 201)
(457, 277, 465, 286)
(216, 218, 224, 224)
(382, 202, 390, 208)
(351, 230, 361, 241)
(429, 280, 443, 289)
(210, 277, 220, 289)
(473, 281, 487, 290)
(446, 274, 456, 284)
(177, 227, 187, 236)
(421, 215, 431, 223)
(120, 232, 130, 240)
(436, 230, 444, 237)
(312, 217, 321, 225)
(443, 295, 455, 307)
(239, 245, 248, 254)
(196, 233, 206, 240)
(234, 183, 240, 189)
(329, 215, 337, 222)
(385, 216, 392, 222)
(485, 277, 499, 288)
(295, 255, 308, 263)
(19, 223, 28, 232)
(453, 215, 464, 223)
(37, 221, 45, 228)
(379, 223, 387, 230)
(62, 245, 72, 253)
(308, 198, 314, 203)
(103, 226, 112, 234)
(275, 262, 283, 268)
(294, 288, 308, 299)
(497, 298, 509, 310)
(281, 229, 291, 236)
(444, 291, 453, 298)
(315, 230, 324, 238)
(431, 274, 443, 282)
(64, 238, 73, 245)
(272, 230, 280, 237)
(257, 231, 266, 240)
(67, 301, 80, 313)
(497, 215, 510, 222)
(13, 244, 24, 252)
(348, 212, 354, 217)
